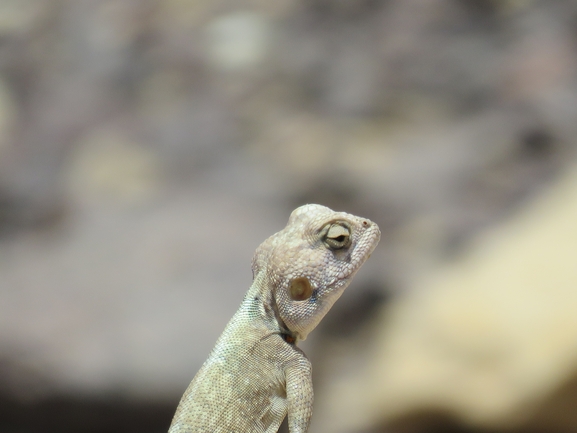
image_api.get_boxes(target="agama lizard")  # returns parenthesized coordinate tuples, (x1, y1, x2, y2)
(169, 204, 380, 433)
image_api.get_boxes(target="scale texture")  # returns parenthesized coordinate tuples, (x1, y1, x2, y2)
(169, 204, 380, 433)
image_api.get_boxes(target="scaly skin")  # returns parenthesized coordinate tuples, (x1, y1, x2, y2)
(169, 204, 380, 433)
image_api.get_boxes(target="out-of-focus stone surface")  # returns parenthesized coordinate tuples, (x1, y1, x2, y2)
(312, 165, 577, 433)
(0, 77, 16, 155)
(0, 187, 287, 398)
(205, 12, 272, 73)
(0, 0, 45, 35)
(67, 127, 163, 206)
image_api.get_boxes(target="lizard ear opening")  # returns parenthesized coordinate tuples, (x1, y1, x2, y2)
(289, 277, 313, 301)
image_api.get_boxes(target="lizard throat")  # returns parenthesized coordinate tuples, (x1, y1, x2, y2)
(247, 275, 299, 343)
(271, 291, 299, 342)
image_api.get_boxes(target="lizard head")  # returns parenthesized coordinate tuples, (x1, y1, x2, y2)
(252, 204, 380, 341)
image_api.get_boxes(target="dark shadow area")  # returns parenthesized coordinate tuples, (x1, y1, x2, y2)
(0, 393, 176, 433)
(523, 371, 577, 433)
(384, 411, 501, 433)
(374, 401, 577, 433)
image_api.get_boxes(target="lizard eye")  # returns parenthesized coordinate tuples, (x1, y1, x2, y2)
(324, 223, 351, 250)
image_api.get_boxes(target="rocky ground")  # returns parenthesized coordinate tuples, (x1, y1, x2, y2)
(0, 1, 576, 432)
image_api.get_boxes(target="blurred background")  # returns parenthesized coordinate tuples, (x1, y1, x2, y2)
(1, 0, 577, 432)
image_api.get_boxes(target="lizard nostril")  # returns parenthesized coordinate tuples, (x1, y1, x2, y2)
(362, 220, 369, 227)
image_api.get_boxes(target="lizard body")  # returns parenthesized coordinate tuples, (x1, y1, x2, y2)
(169, 204, 380, 433)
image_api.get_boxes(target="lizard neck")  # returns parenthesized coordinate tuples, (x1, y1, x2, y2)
(242, 272, 295, 341)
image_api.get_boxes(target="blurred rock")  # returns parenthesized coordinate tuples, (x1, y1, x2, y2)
(205, 11, 272, 73)
(0, 76, 16, 155)
(0, 0, 45, 36)
(0, 187, 288, 398)
(312, 165, 577, 433)
(67, 127, 163, 207)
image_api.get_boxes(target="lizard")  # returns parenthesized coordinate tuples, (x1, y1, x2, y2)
(168, 204, 380, 433)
